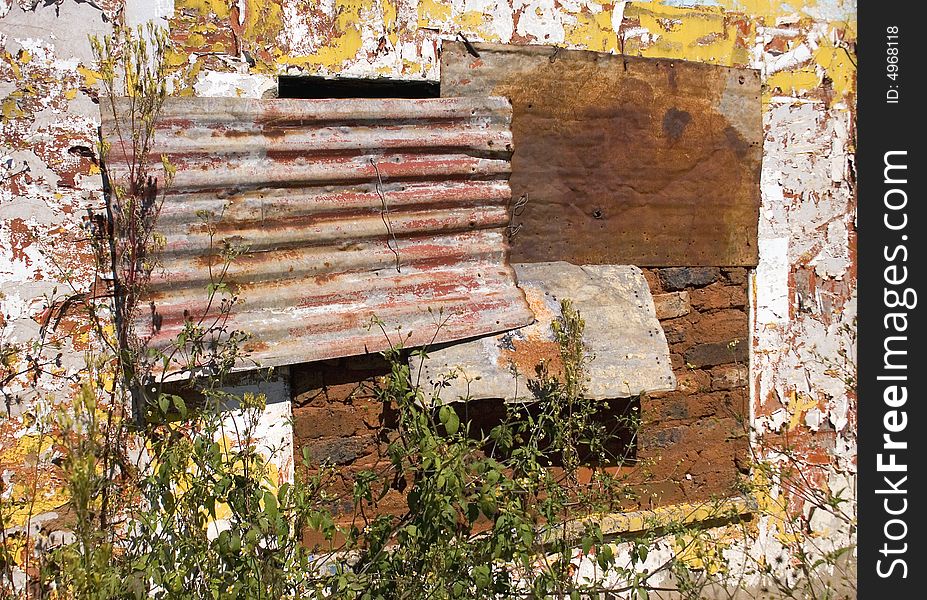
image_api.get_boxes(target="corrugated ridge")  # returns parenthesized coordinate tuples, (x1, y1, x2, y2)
(100, 96, 533, 374)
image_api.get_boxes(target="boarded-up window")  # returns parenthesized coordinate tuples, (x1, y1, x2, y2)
(100, 96, 534, 375)
(441, 41, 762, 268)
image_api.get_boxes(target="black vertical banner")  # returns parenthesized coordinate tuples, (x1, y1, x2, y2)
(858, 2, 922, 597)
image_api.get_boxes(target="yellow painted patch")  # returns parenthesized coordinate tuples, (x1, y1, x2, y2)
(418, 0, 451, 28)
(766, 67, 821, 96)
(175, 0, 231, 19)
(674, 533, 728, 574)
(64, 88, 78, 101)
(708, 0, 853, 25)
(19, 50, 32, 64)
(565, 7, 618, 52)
(243, 0, 285, 46)
(7, 54, 22, 80)
(77, 65, 100, 87)
(627, 3, 739, 65)
(187, 32, 207, 48)
(276, 0, 367, 71)
(455, 10, 485, 31)
(787, 391, 819, 430)
(0, 434, 69, 528)
(813, 37, 856, 100)
(2, 97, 24, 120)
(382, 0, 399, 47)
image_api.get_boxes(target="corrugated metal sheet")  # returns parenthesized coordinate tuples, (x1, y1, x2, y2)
(441, 41, 762, 267)
(100, 96, 533, 374)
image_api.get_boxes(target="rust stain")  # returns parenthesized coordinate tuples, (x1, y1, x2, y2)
(100, 96, 533, 374)
(441, 41, 762, 267)
(7, 218, 34, 267)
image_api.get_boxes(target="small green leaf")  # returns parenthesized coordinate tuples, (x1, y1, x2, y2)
(171, 394, 187, 418)
(445, 411, 460, 435)
(263, 490, 278, 521)
(473, 565, 490, 589)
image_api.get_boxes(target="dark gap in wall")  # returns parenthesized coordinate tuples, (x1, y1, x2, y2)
(278, 76, 440, 99)
(450, 396, 639, 468)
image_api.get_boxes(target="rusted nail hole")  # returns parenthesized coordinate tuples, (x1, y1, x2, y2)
(738, 75, 745, 84)
(592, 209, 604, 219)
(527, 103, 533, 109)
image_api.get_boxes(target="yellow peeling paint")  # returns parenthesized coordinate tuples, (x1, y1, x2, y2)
(5, 53, 22, 80)
(813, 37, 856, 99)
(186, 32, 207, 48)
(175, 0, 231, 19)
(77, 65, 100, 87)
(418, 0, 451, 28)
(1, 434, 69, 527)
(627, 3, 741, 65)
(766, 68, 820, 97)
(565, 8, 618, 53)
(787, 391, 818, 430)
(382, 0, 398, 47)
(2, 97, 24, 120)
(276, 0, 366, 71)
(455, 10, 486, 32)
(674, 533, 729, 574)
(243, 0, 284, 47)
(711, 0, 854, 25)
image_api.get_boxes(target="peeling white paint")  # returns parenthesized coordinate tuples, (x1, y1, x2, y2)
(1, 0, 857, 592)
(755, 237, 789, 325)
(514, 0, 566, 44)
(192, 71, 277, 99)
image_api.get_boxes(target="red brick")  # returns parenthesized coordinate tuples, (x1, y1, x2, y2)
(661, 317, 692, 344)
(710, 364, 749, 391)
(675, 370, 710, 395)
(722, 268, 747, 285)
(303, 435, 376, 466)
(689, 284, 748, 311)
(641, 268, 663, 293)
(684, 339, 748, 368)
(293, 405, 367, 441)
(658, 267, 722, 291)
(291, 356, 389, 407)
(653, 291, 691, 320)
(689, 309, 748, 344)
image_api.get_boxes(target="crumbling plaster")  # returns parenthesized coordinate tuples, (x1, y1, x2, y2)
(1, 0, 856, 589)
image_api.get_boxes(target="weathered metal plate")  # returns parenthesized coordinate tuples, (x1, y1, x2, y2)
(412, 262, 676, 403)
(441, 42, 761, 267)
(100, 96, 533, 373)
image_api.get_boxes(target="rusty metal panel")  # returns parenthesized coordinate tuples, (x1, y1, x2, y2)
(441, 42, 762, 267)
(412, 262, 675, 403)
(100, 96, 533, 373)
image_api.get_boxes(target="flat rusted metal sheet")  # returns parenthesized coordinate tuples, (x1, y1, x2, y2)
(100, 96, 533, 373)
(412, 262, 676, 403)
(441, 42, 761, 267)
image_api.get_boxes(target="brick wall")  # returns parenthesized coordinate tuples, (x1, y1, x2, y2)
(634, 267, 750, 506)
(291, 266, 751, 529)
